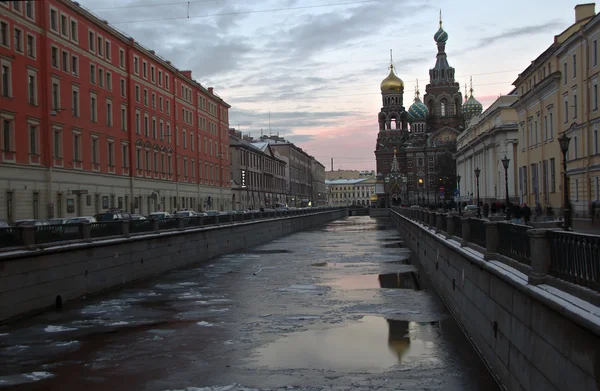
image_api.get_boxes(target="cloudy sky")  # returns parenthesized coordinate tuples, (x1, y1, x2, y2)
(79, 0, 582, 170)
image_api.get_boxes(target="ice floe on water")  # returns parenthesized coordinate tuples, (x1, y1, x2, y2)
(4, 345, 29, 351)
(23, 372, 54, 381)
(109, 321, 129, 326)
(44, 325, 77, 333)
(196, 321, 213, 327)
(177, 292, 205, 299)
(0, 333, 9, 337)
(165, 385, 264, 391)
(53, 341, 79, 347)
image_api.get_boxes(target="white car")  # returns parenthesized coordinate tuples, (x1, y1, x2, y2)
(148, 212, 172, 220)
(66, 217, 97, 224)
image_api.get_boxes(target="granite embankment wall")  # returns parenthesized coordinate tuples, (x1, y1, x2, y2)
(389, 209, 600, 391)
(0, 209, 346, 322)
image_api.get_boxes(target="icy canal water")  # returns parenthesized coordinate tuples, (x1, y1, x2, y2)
(0, 216, 498, 390)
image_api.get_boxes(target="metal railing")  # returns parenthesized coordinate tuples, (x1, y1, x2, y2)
(497, 223, 531, 265)
(0, 227, 23, 248)
(548, 230, 599, 290)
(440, 214, 447, 232)
(0, 207, 340, 252)
(469, 218, 487, 248)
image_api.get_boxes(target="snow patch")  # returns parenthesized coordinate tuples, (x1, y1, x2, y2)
(196, 321, 214, 327)
(178, 282, 199, 286)
(44, 325, 77, 333)
(165, 385, 262, 391)
(5, 345, 29, 351)
(54, 340, 79, 347)
(109, 321, 129, 326)
(0, 333, 9, 337)
(23, 372, 54, 381)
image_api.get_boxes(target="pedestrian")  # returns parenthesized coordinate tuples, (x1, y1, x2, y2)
(535, 203, 542, 222)
(512, 203, 523, 224)
(483, 202, 490, 218)
(490, 202, 498, 215)
(523, 203, 531, 224)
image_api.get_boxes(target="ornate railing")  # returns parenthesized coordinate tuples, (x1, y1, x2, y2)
(0, 227, 23, 248)
(497, 223, 531, 265)
(36, 224, 82, 244)
(440, 214, 447, 232)
(90, 222, 123, 238)
(129, 220, 154, 234)
(469, 218, 487, 248)
(453, 216, 462, 238)
(548, 231, 600, 290)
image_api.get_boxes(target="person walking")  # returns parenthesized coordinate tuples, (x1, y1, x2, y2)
(483, 202, 490, 218)
(523, 203, 532, 225)
(512, 203, 523, 224)
(535, 203, 542, 222)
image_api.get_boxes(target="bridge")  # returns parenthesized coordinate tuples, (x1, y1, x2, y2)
(0, 208, 597, 390)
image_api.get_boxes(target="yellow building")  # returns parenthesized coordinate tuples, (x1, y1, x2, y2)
(325, 178, 376, 206)
(513, 3, 598, 216)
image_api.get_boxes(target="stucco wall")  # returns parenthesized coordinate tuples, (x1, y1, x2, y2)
(0, 209, 346, 322)
(390, 209, 600, 391)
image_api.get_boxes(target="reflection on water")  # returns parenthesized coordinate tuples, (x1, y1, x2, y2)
(323, 273, 420, 290)
(251, 316, 435, 371)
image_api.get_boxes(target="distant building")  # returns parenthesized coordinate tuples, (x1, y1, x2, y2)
(325, 170, 375, 180)
(326, 178, 376, 206)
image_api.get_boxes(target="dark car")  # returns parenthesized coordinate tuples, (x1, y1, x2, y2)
(0, 219, 9, 228)
(94, 211, 132, 222)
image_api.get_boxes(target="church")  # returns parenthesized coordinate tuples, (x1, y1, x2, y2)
(374, 14, 483, 207)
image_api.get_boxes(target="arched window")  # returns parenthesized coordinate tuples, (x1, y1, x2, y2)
(441, 99, 447, 117)
(428, 100, 434, 115)
(455, 98, 461, 114)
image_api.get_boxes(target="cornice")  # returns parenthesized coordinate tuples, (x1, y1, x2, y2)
(513, 73, 561, 111)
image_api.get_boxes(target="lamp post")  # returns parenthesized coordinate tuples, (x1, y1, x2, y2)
(456, 174, 462, 215)
(474, 167, 481, 218)
(418, 177, 424, 206)
(559, 130, 572, 231)
(501, 155, 511, 220)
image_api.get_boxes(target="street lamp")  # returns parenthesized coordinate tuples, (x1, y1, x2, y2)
(559, 130, 572, 231)
(456, 174, 462, 215)
(501, 155, 511, 220)
(418, 177, 424, 206)
(474, 167, 481, 218)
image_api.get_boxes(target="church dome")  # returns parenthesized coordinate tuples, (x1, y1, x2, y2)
(408, 96, 428, 123)
(434, 26, 448, 43)
(380, 64, 404, 93)
(463, 90, 483, 119)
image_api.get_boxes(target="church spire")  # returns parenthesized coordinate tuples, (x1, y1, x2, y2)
(429, 10, 455, 86)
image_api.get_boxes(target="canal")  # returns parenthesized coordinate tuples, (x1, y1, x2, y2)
(0, 216, 498, 390)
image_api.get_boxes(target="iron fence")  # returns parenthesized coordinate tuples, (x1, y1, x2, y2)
(0, 227, 23, 248)
(130, 220, 154, 233)
(440, 214, 447, 232)
(469, 218, 487, 248)
(548, 230, 600, 291)
(497, 223, 531, 265)
(36, 224, 82, 244)
(158, 218, 178, 230)
(453, 216, 462, 238)
(90, 222, 123, 238)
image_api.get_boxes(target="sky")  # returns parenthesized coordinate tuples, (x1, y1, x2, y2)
(77, 0, 584, 170)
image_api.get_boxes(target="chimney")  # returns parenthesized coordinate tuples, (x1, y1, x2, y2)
(181, 70, 192, 79)
(575, 3, 595, 22)
(208, 87, 214, 94)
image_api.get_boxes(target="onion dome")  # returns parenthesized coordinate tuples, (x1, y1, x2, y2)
(408, 85, 428, 123)
(463, 81, 483, 120)
(434, 10, 448, 43)
(380, 64, 404, 93)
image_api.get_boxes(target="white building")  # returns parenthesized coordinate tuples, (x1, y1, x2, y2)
(455, 94, 520, 205)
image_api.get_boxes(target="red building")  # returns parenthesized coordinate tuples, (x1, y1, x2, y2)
(0, 0, 231, 221)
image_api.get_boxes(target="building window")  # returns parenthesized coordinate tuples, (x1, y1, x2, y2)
(119, 49, 125, 68)
(550, 158, 555, 193)
(70, 19, 78, 42)
(152, 118, 157, 139)
(158, 70, 162, 86)
(594, 129, 598, 155)
(105, 41, 111, 60)
(90, 94, 97, 122)
(564, 98, 568, 123)
(595, 83, 598, 111)
(51, 80, 60, 110)
(574, 136, 578, 159)
(60, 13, 68, 37)
(107, 141, 114, 167)
(106, 101, 113, 126)
(72, 55, 78, 76)
(26, 34, 35, 58)
(152, 93, 156, 109)
(73, 133, 81, 161)
(53, 129, 62, 158)
(98, 68, 104, 88)
(106, 71, 112, 91)
(563, 62, 567, 85)
(135, 111, 140, 134)
(133, 56, 139, 73)
(0, 21, 8, 48)
(29, 124, 38, 155)
(25, 0, 34, 19)
(27, 72, 36, 105)
(2, 119, 12, 152)
(573, 93, 577, 119)
(61, 50, 69, 73)
(136, 149, 141, 169)
(159, 96, 163, 111)
(145, 150, 150, 171)
(144, 115, 149, 136)
(88, 30, 95, 52)
(151, 66, 155, 82)
(165, 74, 170, 90)
(120, 79, 126, 97)
(135, 85, 140, 102)
(121, 106, 126, 131)
(549, 112, 554, 139)
(142, 61, 147, 78)
(51, 46, 58, 67)
(573, 54, 577, 78)
(122, 144, 129, 168)
(50, 8, 58, 31)
(90, 64, 96, 84)
(97, 36, 103, 56)
(143, 89, 148, 106)
(92, 138, 99, 164)
(72, 87, 79, 116)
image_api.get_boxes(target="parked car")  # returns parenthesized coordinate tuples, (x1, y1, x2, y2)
(13, 219, 50, 227)
(0, 219, 10, 228)
(463, 205, 478, 212)
(194, 212, 208, 217)
(204, 210, 219, 216)
(147, 212, 171, 220)
(66, 217, 97, 224)
(130, 214, 146, 220)
(48, 218, 69, 225)
(174, 210, 195, 218)
(94, 211, 132, 221)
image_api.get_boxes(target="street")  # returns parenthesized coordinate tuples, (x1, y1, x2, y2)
(0, 216, 498, 390)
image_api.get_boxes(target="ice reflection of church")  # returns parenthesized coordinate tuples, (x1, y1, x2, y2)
(374, 13, 483, 207)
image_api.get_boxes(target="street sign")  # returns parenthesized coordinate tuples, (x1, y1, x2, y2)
(453, 189, 459, 196)
(439, 191, 445, 198)
(439, 186, 444, 191)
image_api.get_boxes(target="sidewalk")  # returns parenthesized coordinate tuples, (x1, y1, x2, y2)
(572, 218, 600, 235)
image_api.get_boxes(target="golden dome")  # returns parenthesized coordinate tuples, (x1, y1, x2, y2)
(380, 64, 404, 93)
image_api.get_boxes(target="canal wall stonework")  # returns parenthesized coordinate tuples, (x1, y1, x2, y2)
(0, 209, 347, 322)
(389, 209, 600, 391)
